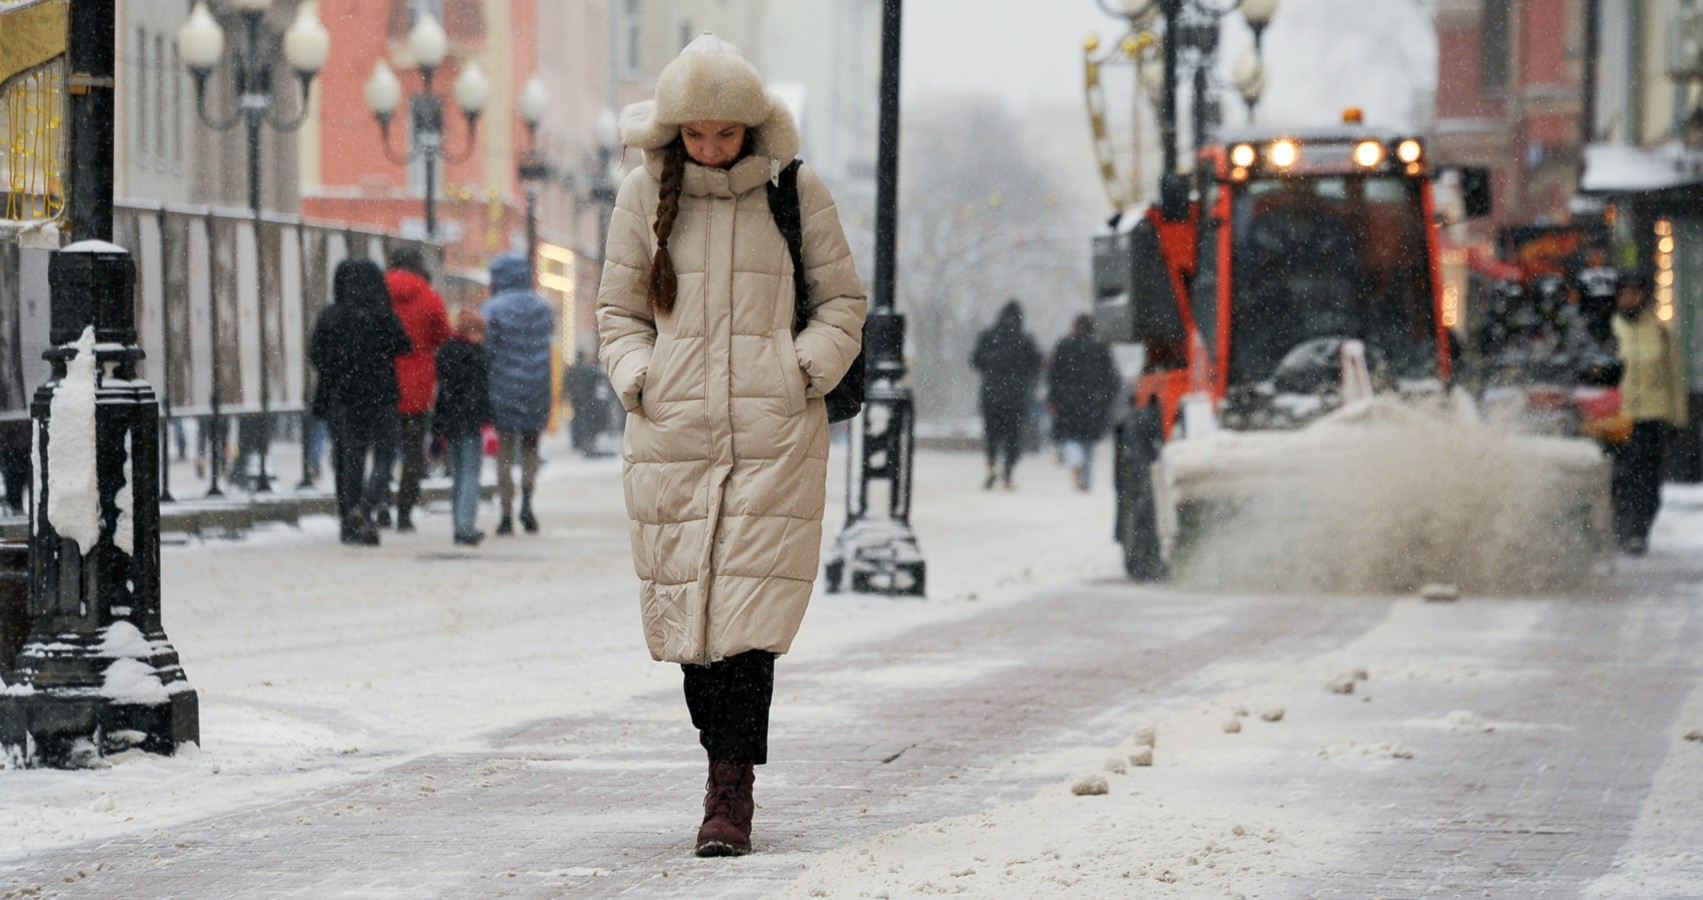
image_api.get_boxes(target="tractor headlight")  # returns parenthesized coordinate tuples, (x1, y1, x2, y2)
(1267, 140, 1299, 168)
(1396, 139, 1423, 164)
(1353, 140, 1385, 168)
(1230, 143, 1257, 168)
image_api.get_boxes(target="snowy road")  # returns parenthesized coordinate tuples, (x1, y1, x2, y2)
(3, 443, 1702, 898)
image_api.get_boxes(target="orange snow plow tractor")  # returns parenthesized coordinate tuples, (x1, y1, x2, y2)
(1097, 125, 1614, 590)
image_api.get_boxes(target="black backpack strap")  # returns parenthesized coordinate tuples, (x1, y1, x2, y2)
(766, 159, 809, 334)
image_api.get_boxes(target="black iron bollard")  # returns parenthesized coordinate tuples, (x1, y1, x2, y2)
(0, 242, 198, 769)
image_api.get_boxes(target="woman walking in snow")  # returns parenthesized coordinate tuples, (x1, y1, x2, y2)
(597, 34, 866, 858)
(309, 258, 412, 546)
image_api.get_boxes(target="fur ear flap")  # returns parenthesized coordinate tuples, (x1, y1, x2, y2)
(620, 101, 679, 152)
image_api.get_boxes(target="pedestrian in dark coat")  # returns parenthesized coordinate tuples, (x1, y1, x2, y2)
(1047, 314, 1122, 491)
(434, 308, 492, 546)
(481, 251, 555, 536)
(309, 258, 412, 545)
(971, 299, 1043, 490)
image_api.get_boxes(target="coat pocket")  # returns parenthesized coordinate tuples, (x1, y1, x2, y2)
(777, 330, 807, 416)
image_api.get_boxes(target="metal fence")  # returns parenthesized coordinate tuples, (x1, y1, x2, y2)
(2, 202, 434, 424)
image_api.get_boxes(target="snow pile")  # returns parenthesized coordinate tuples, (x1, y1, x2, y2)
(1170, 400, 1610, 595)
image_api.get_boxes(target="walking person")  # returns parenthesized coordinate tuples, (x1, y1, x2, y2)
(434, 309, 492, 546)
(1046, 314, 1122, 491)
(1610, 270, 1687, 556)
(379, 246, 453, 532)
(308, 258, 412, 546)
(597, 34, 866, 857)
(971, 299, 1043, 490)
(481, 250, 554, 536)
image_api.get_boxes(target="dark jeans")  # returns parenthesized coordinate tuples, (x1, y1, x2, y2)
(393, 412, 432, 516)
(330, 404, 396, 530)
(1612, 420, 1672, 545)
(682, 650, 776, 765)
(982, 408, 1025, 478)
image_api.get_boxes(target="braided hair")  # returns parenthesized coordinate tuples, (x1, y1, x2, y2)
(647, 140, 688, 315)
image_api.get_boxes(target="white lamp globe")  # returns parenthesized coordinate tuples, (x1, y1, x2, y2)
(364, 59, 402, 117)
(518, 75, 548, 127)
(284, 4, 331, 75)
(176, 3, 225, 72)
(454, 61, 491, 116)
(408, 12, 450, 70)
(1241, 0, 1279, 27)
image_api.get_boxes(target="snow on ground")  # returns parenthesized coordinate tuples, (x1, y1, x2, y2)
(0, 438, 1122, 866)
(5, 440, 1703, 897)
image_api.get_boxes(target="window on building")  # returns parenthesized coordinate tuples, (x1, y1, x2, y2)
(626, 0, 641, 73)
(172, 45, 184, 170)
(1482, 0, 1512, 92)
(135, 27, 149, 164)
(155, 33, 167, 170)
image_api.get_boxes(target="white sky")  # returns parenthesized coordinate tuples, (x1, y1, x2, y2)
(902, 0, 1438, 131)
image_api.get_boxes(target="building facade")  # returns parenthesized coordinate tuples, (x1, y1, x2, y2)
(1434, 0, 1589, 246)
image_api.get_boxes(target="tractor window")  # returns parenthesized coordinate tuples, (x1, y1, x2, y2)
(1192, 183, 1221, 358)
(1226, 175, 1438, 387)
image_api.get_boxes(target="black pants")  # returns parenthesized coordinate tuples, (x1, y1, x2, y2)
(681, 650, 775, 765)
(1612, 420, 1671, 544)
(392, 412, 432, 516)
(983, 408, 1024, 478)
(330, 405, 395, 530)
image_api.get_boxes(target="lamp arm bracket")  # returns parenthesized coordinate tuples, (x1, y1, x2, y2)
(191, 75, 246, 133)
(375, 120, 417, 167)
(260, 75, 317, 133)
(441, 114, 483, 166)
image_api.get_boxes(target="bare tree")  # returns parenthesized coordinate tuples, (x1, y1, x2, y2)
(897, 97, 1084, 421)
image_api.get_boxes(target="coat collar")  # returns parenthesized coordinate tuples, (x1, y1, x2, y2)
(642, 153, 778, 198)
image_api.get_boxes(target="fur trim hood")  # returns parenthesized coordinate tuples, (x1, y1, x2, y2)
(618, 34, 800, 164)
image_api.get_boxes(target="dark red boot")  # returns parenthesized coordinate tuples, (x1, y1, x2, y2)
(694, 759, 755, 857)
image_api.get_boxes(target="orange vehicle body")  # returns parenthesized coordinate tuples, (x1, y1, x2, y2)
(1126, 130, 1456, 440)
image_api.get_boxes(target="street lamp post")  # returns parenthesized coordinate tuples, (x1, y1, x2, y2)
(1092, 0, 1279, 177)
(517, 74, 549, 280)
(363, 11, 489, 241)
(823, 0, 926, 597)
(177, 0, 328, 496)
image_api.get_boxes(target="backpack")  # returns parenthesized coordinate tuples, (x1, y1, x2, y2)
(767, 159, 866, 424)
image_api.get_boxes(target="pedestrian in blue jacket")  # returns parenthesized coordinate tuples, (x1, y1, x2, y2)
(481, 251, 555, 535)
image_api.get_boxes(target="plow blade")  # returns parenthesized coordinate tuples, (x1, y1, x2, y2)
(1155, 401, 1613, 595)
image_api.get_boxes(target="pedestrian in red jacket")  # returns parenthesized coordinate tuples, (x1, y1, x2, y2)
(378, 246, 453, 532)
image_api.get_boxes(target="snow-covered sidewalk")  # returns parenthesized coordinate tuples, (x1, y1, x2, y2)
(3, 442, 1702, 898)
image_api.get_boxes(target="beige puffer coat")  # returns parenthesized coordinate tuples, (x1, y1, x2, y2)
(596, 101, 867, 665)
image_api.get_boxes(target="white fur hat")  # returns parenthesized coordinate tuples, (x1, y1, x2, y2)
(620, 34, 797, 157)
